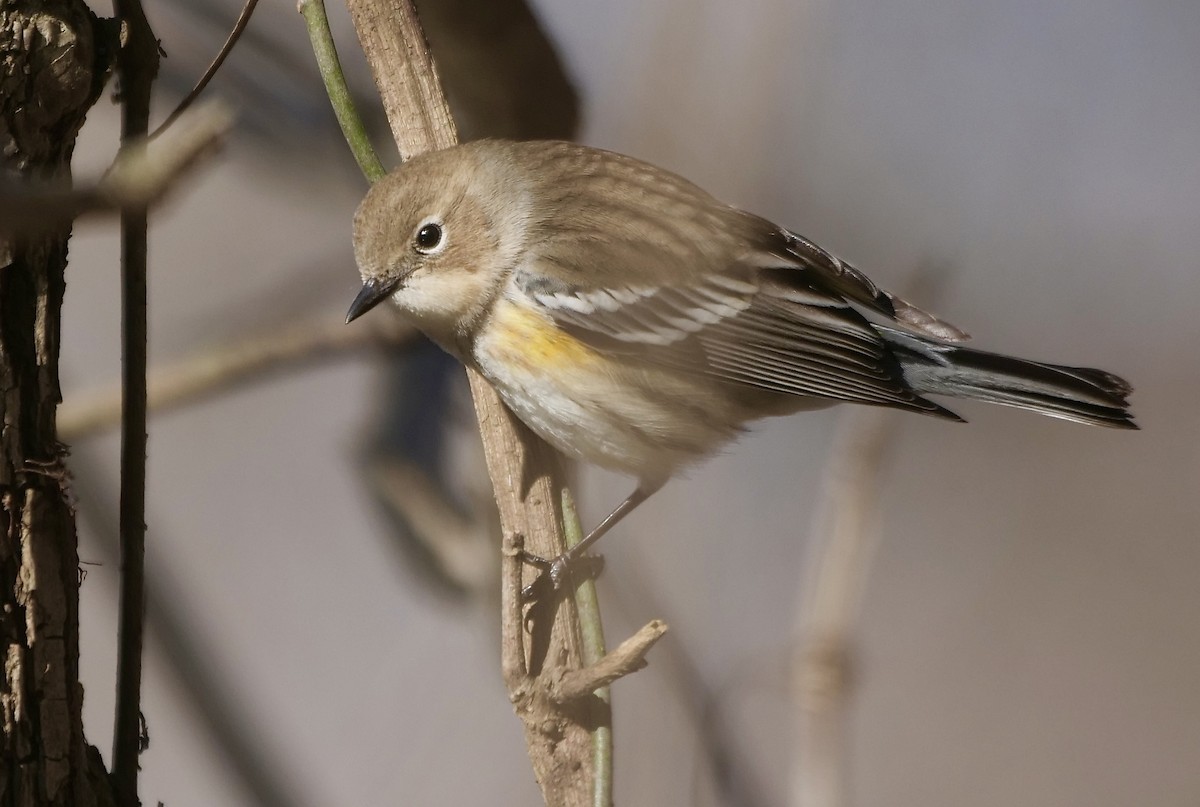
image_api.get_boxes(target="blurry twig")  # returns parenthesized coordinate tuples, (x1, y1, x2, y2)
(601, 553, 773, 807)
(151, 0, 260, 138)
(0, 103, 232, 234)
(792, 267, 950, 807)
(70, 454, 319, 807)
(60, 315, 417, 440)
(792, 408, 894, 807)
(364, 456, 493, 592)
(411, 0, 579, 141)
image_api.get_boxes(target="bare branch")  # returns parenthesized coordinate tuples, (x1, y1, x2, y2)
(500, 531, 529, 687)
(151, 0, 260, 138)
(343, 0, 456, 159)
(0, 103, 233, 234)
(59, 314, 416, 440)
(553, 621, 668, 703)
(792, 407, 895, 807)
(365, 457, 493, 592)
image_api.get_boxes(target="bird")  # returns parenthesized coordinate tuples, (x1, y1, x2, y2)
(346, 139, 1136, 587)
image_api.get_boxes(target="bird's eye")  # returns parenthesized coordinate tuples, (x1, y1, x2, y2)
(414, 221, 444, 253)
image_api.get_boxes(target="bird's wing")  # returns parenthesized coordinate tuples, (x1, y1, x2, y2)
(509, 145, 965, 412)
(765, 228, 970, 342)
(515, 255, 955, 414)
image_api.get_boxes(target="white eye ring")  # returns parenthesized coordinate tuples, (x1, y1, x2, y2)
(413, 217, 447, 255)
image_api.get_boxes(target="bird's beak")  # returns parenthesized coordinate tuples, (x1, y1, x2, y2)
(345, 277, 401, 324)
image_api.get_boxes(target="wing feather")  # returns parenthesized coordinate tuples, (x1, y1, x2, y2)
(516, 259, 953, 415)
(766, 230, 971, 342)
(496, 143, 966, 416)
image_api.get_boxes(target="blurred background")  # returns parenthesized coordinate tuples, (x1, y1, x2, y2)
(64, 0, 1198, 804)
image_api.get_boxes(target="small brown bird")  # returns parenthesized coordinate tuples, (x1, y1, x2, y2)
(347, 140, 1136, 582)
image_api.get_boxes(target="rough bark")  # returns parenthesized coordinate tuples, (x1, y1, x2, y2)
(0, 1, 112, 805)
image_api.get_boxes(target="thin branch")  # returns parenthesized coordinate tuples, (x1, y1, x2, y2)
(59, 314, 416, 440)
(110, 0, 160, 802)
(150, 0, 260, 138)
(791, 407, 894, 807)
(0, 102, 232, 233)
(298, 0, 385, 181)
(790, 269, 951, 807)
(500, 531, 529, 686)
(603, 557, 773, 807)
(553, 621, 668, 703)
(497, 512, 667, 806)
(480, 388, 610, 806)
(364, 456, 493, 592)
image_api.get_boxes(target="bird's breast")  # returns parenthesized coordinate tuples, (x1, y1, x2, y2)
(471, 296, 741, 483)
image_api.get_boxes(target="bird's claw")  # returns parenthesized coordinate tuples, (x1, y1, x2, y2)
(518, 550, 603, 603)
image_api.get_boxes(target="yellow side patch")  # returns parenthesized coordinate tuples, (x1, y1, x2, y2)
(487, 299, 601, 368)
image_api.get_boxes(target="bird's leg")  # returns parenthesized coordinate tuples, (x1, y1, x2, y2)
(521, 483, 660, 599)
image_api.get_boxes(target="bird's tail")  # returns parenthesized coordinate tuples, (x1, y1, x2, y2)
(879, 326, 1138, 429)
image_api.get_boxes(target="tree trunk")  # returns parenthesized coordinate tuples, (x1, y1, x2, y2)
(1, 1, 114, 805)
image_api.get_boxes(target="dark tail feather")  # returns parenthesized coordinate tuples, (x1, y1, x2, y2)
(878, 326, 1138, 430)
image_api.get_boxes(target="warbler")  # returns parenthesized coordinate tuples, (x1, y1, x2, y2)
(347, 139, 1136, 578)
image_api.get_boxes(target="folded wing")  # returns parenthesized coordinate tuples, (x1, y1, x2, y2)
(518, 258, 962, 419)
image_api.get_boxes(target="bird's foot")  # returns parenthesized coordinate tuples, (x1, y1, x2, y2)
(519, 549, 605, 603)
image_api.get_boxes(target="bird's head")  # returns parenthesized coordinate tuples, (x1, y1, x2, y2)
(348, 143, 532, 346)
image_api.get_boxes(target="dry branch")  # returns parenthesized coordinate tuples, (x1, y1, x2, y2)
(0, 103, 232, 234)
(792, 408, 894, 807)
(59, 314, 415, 440)
(554, 621, 668, 703)
(151, 0, 259, 137)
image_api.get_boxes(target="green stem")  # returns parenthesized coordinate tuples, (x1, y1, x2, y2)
(299, 0, 386, 183)
(562, 490, 613, 807)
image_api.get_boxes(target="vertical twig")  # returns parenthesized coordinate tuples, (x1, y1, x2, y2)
(109, 0, 160, 803)
(562, 490, 613, 807)
(792, 408, 894, 807)
(792, 270, 951, 807)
